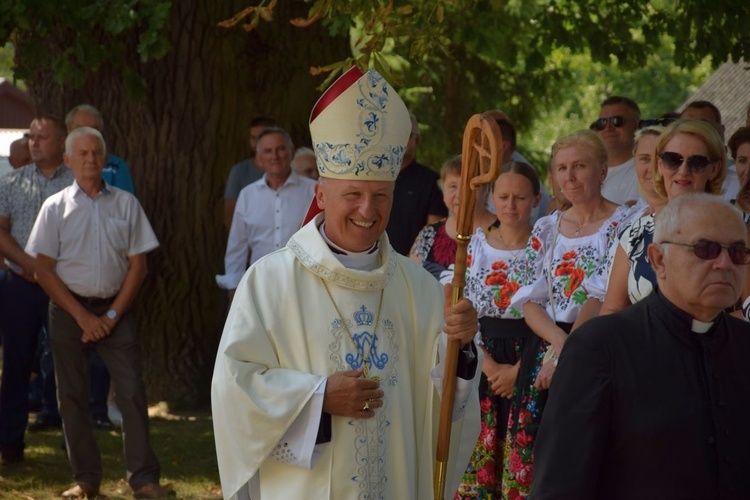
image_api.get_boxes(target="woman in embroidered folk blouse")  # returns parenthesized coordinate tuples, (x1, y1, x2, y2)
(504, 130, 629, 498)
(454, 162, 540, 499)
(409, 155, 497, 284)
(600, 120, 729, 315)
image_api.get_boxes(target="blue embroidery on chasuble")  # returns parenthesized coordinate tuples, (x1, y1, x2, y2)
(341, 305, 389, 373)
(327, 302, 399, 499)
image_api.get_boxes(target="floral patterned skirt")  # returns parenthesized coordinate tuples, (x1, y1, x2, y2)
(455, 318, 531, 499)
(502, 322, 572, 499)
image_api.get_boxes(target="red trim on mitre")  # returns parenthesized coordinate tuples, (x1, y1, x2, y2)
(309, 66, 364, 123)
(302, 196, 323, 226)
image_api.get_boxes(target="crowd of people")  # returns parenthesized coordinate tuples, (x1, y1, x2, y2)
(0, 108, 174, 498)
(420, 101, 750, 498)
(209, 63, 750, 500)
(2, 67, 750, 499)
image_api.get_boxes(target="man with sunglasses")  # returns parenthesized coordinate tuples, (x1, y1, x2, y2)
(593, 96, 641, 206)
(530, 193, 750, 498)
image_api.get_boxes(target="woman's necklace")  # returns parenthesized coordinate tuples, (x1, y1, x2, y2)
(321, 279, 384, 380)
(496, 230, 526, 261)
(564, 202, 605, 236)
(567, 218, 588, 237)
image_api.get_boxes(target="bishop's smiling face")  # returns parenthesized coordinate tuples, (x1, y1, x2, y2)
(315, 178, 394, 252)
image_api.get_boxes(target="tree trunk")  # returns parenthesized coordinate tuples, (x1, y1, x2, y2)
(23, 0, 350, 407)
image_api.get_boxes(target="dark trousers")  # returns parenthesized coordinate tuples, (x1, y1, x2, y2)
(49, 300, 160, 489)
(0, 271, 48, 452)
(39, 334, 111, 419)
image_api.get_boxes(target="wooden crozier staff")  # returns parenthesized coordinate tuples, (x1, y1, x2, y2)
(434, 113, 504, 499)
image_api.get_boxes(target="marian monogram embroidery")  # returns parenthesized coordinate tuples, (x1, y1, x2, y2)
(327, 301, 398, 499)
(343, 305, 389, 372)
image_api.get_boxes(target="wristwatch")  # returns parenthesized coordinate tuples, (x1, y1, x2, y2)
(106, 309, 118, 321)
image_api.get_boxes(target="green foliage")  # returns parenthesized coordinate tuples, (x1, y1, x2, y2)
(235, 0, 743, 177)
(272, 0, 730, 180)
(0, 0, 172, 91)
(523, 39, 712, 182)
(0, 42, 16, 82)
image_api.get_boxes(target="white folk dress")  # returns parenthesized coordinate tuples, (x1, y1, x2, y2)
(511, 205, 630, 323)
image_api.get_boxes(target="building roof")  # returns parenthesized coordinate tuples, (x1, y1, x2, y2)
(0, 78, 33, 128)
(679, 59, 750, 140)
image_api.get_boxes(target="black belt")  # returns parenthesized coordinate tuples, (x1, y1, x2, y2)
(70, 292, 115, 307)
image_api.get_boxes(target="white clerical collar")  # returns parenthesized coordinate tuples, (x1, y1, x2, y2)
(319, 222, 380, 271)
(691, 318, 714, 334)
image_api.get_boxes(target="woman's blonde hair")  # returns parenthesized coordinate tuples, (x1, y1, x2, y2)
(551, 129, 608, 168)
(633, 125, 664, 154)
(651, 119, 727, 198)
(440, 154, 462, 182)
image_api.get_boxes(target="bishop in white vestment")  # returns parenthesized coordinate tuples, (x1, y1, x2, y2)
(211, 66, 481, 500)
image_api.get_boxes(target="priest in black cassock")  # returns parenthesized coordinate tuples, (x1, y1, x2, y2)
(530, 192, 750, 500)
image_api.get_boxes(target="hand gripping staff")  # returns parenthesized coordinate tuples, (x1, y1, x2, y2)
(434, 113, 503, 499)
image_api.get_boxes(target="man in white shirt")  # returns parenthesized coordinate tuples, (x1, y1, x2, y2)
(223, 116, 277, 230)
(26, 127, 173, 499)
(593, 96, 641, 205)
(216, 127, 315, 298)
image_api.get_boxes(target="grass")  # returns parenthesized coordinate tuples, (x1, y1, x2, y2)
(0, 404, 221, 499)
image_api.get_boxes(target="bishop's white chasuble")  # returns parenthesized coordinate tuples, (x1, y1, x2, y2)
(212, 215, 480, 499)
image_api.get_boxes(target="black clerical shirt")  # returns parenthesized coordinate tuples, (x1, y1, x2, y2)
(530, 291, 750, 500)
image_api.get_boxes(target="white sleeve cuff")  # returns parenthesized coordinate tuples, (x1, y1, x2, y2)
(215, 272, 244, 290)
(268, 378, 327, 469)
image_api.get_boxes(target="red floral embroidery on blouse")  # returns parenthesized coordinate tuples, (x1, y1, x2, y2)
(531, 236, 541, 251)
(562, 250, 577, 261)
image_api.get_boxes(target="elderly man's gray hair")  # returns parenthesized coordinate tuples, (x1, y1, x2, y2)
(654, 193, 744, 249)
(65, 126, 107, 157)
(294, 146, 314, 159)
(256, 127, 294, 149)
(65, 104, 103, 130)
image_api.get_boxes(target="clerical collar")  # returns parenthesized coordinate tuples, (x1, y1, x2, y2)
(656, 290, 716, 334)
(319, 222, 380, 271)
(691, 319, 714, 334)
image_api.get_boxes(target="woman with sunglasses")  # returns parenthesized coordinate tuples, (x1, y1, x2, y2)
(409, 155, 497, 284)
(502, 130, 629, 497)
(600, 119, 728, 316)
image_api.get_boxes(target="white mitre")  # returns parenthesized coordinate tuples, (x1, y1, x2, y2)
(309, 66, 411, 181)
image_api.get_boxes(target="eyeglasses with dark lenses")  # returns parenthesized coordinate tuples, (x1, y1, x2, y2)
(659, 239, 750, 265)
(659, 151, 714, 173)
(638, 117, 678, 129)
(592, 116, 626, 131)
